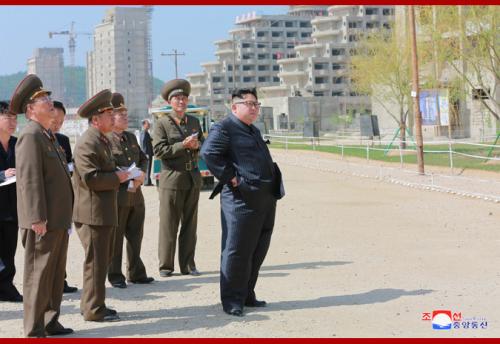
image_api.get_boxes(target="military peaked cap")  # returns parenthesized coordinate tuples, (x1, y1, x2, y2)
(0, 100, 10, 114)
(78, 89, 113, 118)
(53, 100, 66, 115)
(10, 74, 51, 114)
(111, 92, 127, 110)
(161, 79, 191, 101)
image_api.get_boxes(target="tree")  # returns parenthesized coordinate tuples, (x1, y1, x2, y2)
(351, 26, 412, 147)
(418, 6, 499, 121)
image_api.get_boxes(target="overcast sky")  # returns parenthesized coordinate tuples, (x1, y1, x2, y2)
(0, 5, 288, 81)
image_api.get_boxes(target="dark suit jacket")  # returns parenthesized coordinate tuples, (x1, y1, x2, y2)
(0, 136, 17, 222)
(140, 129, 154, 156)
(55, 132, 72, 164)
(200, 114, 284, 209)
(16, 121, 73, 230)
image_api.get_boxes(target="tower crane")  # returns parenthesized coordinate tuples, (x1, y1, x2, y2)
(49, 21, 92, 67)
(48, 22, 92, 106)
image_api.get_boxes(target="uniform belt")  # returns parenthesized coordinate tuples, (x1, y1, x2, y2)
(163, 161, 198, 172)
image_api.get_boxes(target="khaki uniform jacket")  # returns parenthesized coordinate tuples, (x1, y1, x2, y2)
(72, 126, 121, 226)
(152, 113, 203, 190)
(16, 120, 73, 231)
(107, 130, 148, 207)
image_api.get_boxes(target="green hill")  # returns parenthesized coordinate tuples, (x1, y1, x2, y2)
(0, 71, 26, 102)
(64, 66, 87, 107)
(0, 68, 164, 107)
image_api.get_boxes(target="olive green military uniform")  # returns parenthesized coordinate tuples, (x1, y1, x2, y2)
(107, 130, 150, 284)
(153, 112, 203, 274)
(73, 90, 121, 321)
(11, 75, 74, 337)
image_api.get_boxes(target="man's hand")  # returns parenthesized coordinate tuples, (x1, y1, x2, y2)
(230, 177, 239, 187)
(116, 171, 130, 183)
(4, 168, 15, 178)
(133, 171, 145, 187)
(31, 221, 47, 236)
(182, 135, 199, 150)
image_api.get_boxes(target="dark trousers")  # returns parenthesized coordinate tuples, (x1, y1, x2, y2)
(219, 185, 276, 311)
(21, 228, 68, 337)
(145, 154, 153, 185)
(76, 223, 114, 321)
(158, 187, 200, 274)
(108, 203, 148, 283)
(0, 221, 19, 298)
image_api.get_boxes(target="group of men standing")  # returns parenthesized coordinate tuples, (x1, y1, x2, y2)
(0, 74, 284, 337)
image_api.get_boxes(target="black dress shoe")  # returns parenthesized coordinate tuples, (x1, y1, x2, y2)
(0, 293, 23, 302)
(111, 281, 127, 289)
(245, 299, 267, 307)
(224, 308, 244, 317)
(128, 277, 154, 284)
(159, 270, 173, 277)
(80, 308, 117, 316)
(63, 281, 78, 293)
(46, 327, 74, 336)
(92, 314, 120, 322)
(181, 269, 201, 276)
(105, 308, 118, 316)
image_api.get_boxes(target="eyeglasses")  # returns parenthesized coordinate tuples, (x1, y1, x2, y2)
(233, 101, 261, 108)
(32, 95, 52, 104)
(114, 111, 128, 118)
(170, 95, 188, 102)
(0, 114, 17, 121)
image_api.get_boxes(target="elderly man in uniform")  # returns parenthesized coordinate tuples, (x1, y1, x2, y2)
(153, 79, 204, 277)
(11, 75, 74, 336)
(107, 92, 154, 289)
(73, 89, 129, 322)
(0, 101, 22, 303)
(201, 88, 284, 317)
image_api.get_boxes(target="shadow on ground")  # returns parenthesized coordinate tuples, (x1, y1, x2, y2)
(66, 288, 433, 337)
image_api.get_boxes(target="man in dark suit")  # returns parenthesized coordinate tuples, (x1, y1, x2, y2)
(0, 101, 22, 303)
(50, 100, 78, 294)
(201, 88, 284, 317)
(140, 119, 154, 186)
(11, 74, 74, 337)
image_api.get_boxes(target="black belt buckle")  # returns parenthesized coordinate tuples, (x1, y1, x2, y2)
(185, 162, 192, 171)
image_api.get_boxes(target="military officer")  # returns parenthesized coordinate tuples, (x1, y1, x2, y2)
(11, 75, 74, 336)
(73, 89, 129, 322)
(107, 92, 154, 288)
(153, 79, 204, 277)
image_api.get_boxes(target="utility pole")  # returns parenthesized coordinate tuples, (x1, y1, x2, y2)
(408, 5, 425, 175)
(161, 49, 185, 79)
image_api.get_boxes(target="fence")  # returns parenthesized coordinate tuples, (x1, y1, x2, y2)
(264, 134, 500, 173)
(265, 134, 500, 203)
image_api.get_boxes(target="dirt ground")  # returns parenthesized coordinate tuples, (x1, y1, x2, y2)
(1, 149, 499, 338)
